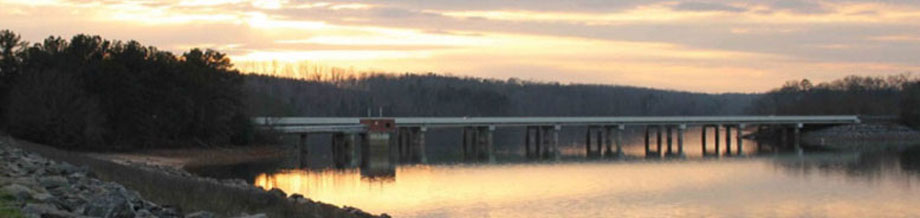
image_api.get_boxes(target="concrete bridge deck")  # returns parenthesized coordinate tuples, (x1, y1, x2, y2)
(255, 116, 860, 133)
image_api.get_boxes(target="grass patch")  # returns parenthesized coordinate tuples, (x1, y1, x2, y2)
(0, 190, 24, 218)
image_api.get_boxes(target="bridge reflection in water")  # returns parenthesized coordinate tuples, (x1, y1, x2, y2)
(251, 148, 920, 217)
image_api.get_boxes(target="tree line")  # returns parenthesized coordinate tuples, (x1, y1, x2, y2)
(243, 73, 758, 118)
(0, 30, 253, 150)
(748, 74, 920, 127)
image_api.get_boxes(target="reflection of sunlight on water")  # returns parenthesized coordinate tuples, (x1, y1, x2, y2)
(253, 158, 920, 217)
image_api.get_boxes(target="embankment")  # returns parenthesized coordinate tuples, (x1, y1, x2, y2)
(1, 135, 386, 218)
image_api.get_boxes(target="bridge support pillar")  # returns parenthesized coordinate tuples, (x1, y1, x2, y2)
(535, 126, 543, 159)
(298, 134, 309, 167)
(615, 125, 625, 157)
(596, 127, 605, 157)
(794, 123, 803, 155)
(736, 124, 744, 156)
(725, 125, 733, 156)
(586, 127, 594, 158)
(677, 124, 685, 157)
(462, 127, 471, 160)
(462, 126, 494, 161)
(656, 126, 663, 158)
(666, 126, 673, 156)
(415, 127, 428, 163)
(486, 126, 495, 162)
(551, 125, 561, 160)
(604, 126, 613, 157)
(645, 126, 662, 158)
(714, 125, 721, 156)
(701, 125, 708, 156)
(361, 132, 393, 172)
(524, 127, 530, 158)
(781, 126, 789, 147)
(332, 133, 359, 168)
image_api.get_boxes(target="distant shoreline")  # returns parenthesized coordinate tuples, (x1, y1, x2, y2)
(803, 124, 920, 150)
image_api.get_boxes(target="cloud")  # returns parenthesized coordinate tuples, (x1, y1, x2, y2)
(3, 0, 920, 92)
(673, 2, 747, 12)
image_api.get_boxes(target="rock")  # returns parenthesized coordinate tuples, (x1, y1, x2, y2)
(233, 213, 268, 218)
(39, 176, 68, 188)
(268, 188, 287, 198)
(2, 183, 34, 201)
(84, 191, 136, 218)
(22, 203, 74, 218)
(187, 211, 216, 218)
(135, 209, 155, 218)
(149, 204, 182, 218)
(32, 192, 54, 202)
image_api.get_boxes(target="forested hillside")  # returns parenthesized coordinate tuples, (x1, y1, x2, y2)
(748, 74, 920, 128)
(0, 30, 252, 150)
(244, 74, 759, 117)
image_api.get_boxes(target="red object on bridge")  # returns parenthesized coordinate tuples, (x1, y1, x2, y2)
(361, 119, 396, 132)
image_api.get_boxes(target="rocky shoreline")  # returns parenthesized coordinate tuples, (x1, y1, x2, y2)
(1, 140, 195, 217)
(0, 138, 387, 218)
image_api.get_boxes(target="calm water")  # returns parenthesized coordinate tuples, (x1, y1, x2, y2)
(190, 129, 920, 217)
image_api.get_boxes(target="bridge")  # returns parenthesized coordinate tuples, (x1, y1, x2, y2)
(254, 116, 860, 168)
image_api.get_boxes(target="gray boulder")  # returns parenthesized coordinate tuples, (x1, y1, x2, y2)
(84, 191, 136, 218)
(2, 183, 34, 201)
(187, 211, 216, 218)
(39, 176, 68, 189)
(22, 203, 75, 218)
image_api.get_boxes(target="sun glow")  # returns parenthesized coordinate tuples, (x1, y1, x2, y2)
(3, 0, 920, 92)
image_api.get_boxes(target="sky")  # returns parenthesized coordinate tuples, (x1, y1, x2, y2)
(2, 0, 920, 93)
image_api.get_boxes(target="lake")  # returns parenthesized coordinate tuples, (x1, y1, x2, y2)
(190, 129, 920, 217)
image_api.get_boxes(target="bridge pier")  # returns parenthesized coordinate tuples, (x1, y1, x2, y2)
(737, 124, 744, 156)
(615, 125, 625, 157)
(701, 125, 707, 156)
(604, 126, 613, 157)
(603, 125, 624, 158)
(361, 132, 393, 171)
(298, 134, 309, 167)
(525, 126, 532, 158)
(586, 126, 608, 158)
(462, 126, 494, 161)
(701, 124, 720, 157)
(645, 125, 662, 158)
(673, 124, 685, 157)
(552, 125, 561, 160)
(781, 126, 789, 147)
(396, 127, 427, 163)
(585, 127, 591, 157)
(666, 126, 673, 156)
(331, 133, 359, 168)
(725, 125, 733, 156)
(714, 125, 721, 156)
(794, 123, 803, 155)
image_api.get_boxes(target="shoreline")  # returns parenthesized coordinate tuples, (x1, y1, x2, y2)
(2, 135, 387, 218)
(88, 145, 287, 170)
(803, 124, 920, 150)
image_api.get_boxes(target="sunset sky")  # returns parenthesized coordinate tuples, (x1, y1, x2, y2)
(2, 0, 920, 93)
